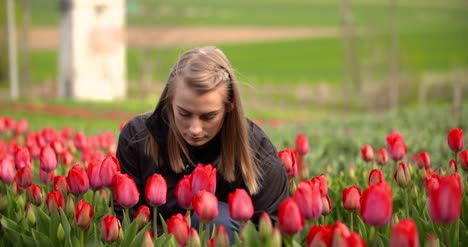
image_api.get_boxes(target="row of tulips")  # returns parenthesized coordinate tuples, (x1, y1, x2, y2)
(1, 115, 467, 246)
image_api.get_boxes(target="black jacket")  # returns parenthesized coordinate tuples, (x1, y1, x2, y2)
(115, 109, 289, 224)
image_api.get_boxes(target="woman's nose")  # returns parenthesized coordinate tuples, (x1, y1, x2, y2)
(189, 119, 202, 136)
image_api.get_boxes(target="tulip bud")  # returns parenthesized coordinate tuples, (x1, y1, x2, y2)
(342, 185, 361, 211)
(193, 191, 218, 223)
(46, 190, 65, 214)
(66, 195, 75, 217)
(190, 163, 217, 195)
(133, 205, 150, 229)
(28, 184, 43, 206)
(386, 131, 407, 161)
(426, 233, 440, 247)
(26, 204, 36, 226)
(349, 165, 355, 179)
(228, 188, 254, 222)
(360, 182, 393, 227)
(361, 144, 374, 162)
(390, 218, 419, 247)
(295, 134, 309, 155)
(369, 169, 385, 185)
(67, 164, 90, 195)
(145, 173, 167, 207)
(448, 159, 457, 173)
(75, 199, 93, 230)
(459, 150, 468, 171)
(167, 213, 190, 246)
(416, 152, 431, 169)
(394, 162, 411, 187)
(271, 228, 282, 247)
(53, 176, 68, 194)
(142, 230, 154, 247)
(447, 128, 464, 152)
(288, 179, 297, 196)
(259, 212, 272, 241)
(321, 194, 332, 216)
(16, 165, 33, 188)
(40, 145, 58, 172)
(377, 148, 388, 165)
(278, 148, 297, 178)
(101, 215, 122, 242)
(188, 228, 201, 247)
(114, 174, 139, 208)
(175, 175, 193, 209)
(278, 198, 304, 235)
(213, 225, 230, 247)
(57, 223, 65, 242)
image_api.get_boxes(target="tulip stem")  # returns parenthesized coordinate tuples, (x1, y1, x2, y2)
(80, 229, 84, 247)
(153, 206, 158, 242)
(200, 222, 206, 246)
(371, 227, 378, 247)
(444, 224, 451, 247)
(404, 188, 410, 218)
(110, 191, 114, 215)
(350, 212, 354, 232)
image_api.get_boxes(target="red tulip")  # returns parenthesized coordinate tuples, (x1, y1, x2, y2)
(447, 128, 464, 152)
(424, 174, 440, 194)
(426, 233, 439, 247)
(228, 188, 254, 221)
(307, 225, 332, 247)
(212, 225, 229, 247)
(100, 156, 121, 188)
(345, 232, 367, 247)
(369, 169, 385, 185)
(0, 140, 6, 160)
(394, 162, 411, 187)
(8, 139, 20, 156)
(448, 159, 457, 172)
(46, 190, 65, 214)
(361, 144, 374, 162)
(459, 150, 468, 171)
(167, 213, 190, 246)
(330, 221, 351, 246)
(39, 169, 54, 184)
(3, 116, 16, 132)
(66, 164, 90, 195)
(61, 147, 75, 166)
(41, 126, 56, 143)
(75, 199, 93, 230)
(188, 228, 201, 247)
(54, 175, 68, 194)
(145, 173, 167, 207)
(0, 157, 15, 184)
(321, 194, 332, 216)
(14, 118, 28, 137)
(428, 175, 461, 224)
(342, 185, 361, 211)
(175, 175, 193, 209)
(119, 121, 127, 131)
(16, 165, 33, 188)
(360, 182, 393, 227)
(133, 205, 150, 229)
(14, 147, 32, 170)
(278, 148, 297, 178)
(74, 132, 88, 151)
(278, 198, 304, 235)
(28, 184, 43, 206)
(416, 152, 431, 169)
(259, 212, 273, 239)
(311, 174, 328, 195)
(142, 230, 154, 247)
(87, 160, 104, 190)
(193, 190, 218, 222)
(295, 134, 310, 155)
(114, 174, 140, 208)
(40, 145, 58, 172)
(101, 215, 122, 242)
(293, 182, 322, 221)
(390, 219, 419, 247)
(62, 126, 72, 140)
(386, 131, 407, 161)
(190, 163, 216, 196)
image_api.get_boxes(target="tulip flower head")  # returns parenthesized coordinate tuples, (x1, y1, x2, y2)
(293, 181, 322, 221)
(133, 205, 150, 229)
(342, 185, 361, 211)
(40, 145, 58, 172)
(46, 190, 65, 214)
(295, 134, 310, 155)
(114, 174, 140, 208)
(377, 148, 388, 165)
(66, 164, 90, 195)
(167, 213, 190, 246)
(28, 184, 43, 206)
(101, 215, 122, 242)
(0, 156, 15, 184)
(390, 219, 419, 247)
(459, 150, 468, 171)
(360, 182, 393, 227)
(14, 147, 32, 170)
(54, 175, 68, 194)
(448, 159, 457, 172)
(369, 169, 385, 185)
(193, 190, 218, 223)
(278, 198, 304, 235)
(361, 144, 374, 162)
(145, 173, 167, 207)
(175, 175, 193, 209)
(190, 163, 216, 196)
(394, 162, 411, 187)
(428, 175, 462, 224)
(100, 156, 121, 188)
(416, 152, 431, 169)
(321, 194, 332, 216)
(447, 128, 464, 152)
(75, 199, 93, 230)
(228, 188, 254, 222)
(16, 165, 33, 188)
(386, 131, 407, 161)
(278, 148, 297, 178)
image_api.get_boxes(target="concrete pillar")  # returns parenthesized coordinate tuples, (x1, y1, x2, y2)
(59, 0, 126, 100)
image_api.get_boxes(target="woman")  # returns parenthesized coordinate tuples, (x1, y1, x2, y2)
(116, 46, 288, 242)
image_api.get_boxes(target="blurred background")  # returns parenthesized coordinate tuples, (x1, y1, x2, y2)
(0, 0, 467, 125)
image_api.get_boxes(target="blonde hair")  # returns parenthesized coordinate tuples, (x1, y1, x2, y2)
(148, 46, 261, 194)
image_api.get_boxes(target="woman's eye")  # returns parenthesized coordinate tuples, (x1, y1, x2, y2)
(179, 111, 190, 117)
(202, 114, 216, 121)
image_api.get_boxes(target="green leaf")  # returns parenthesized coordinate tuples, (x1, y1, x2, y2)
(1, 218, 23, 244)
(121, 219, 139, 246)
(159, 213, 168, 233)
(31, 228, 55, 246)
(33, 205, 52, 234)
(129, 223, 151, 247)
(241, 221, 262, 246)
(20, 233, 35, 246)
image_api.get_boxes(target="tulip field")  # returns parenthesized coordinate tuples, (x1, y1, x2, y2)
(0, 104, 467, 247)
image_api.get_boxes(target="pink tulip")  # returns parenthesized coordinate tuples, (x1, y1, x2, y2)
(28, 184, 43, 206)
(87, 160, 104, 190)
(175, 175, 193, 209)
(61, 147, 75, 166)
(193, 190, 218, 222)
(100, 156, 121, 188)
(386, 131, 407, 161)
(369, 169, 385, 185)
(145, 173, 167, 207)
(66, 164, 90, 195)
(278, 148, 297, 178)
(16, 165, 33, 188)
(228, 188, 254, 221)
(321, 194, 332, 216)
(390, 219, 419, 247)
(295, 134, 310, 155)
(0, 157, 15, 184)
(360, 182, 393, 227)
(46, 190, 65, 214)
(428, 175, 461, 224)
(459, 150, 468, 171)
(190, 163, 216, 195)
(14, 147, 32, 170)
(62, 126, 72, 140)
(40, 145, 58, 172)
(447, 128, 464, 152)
(101, 215, 122, 242)
(361, 144, 374, 162)
(342, 185, 361, 211)
(293, 181, 322, 221)
(0, 140, 6, 160)
(54, 175, 68, 194)
(14, 118, 28, 137)
(133, 205, 150, 229)
(75, 199, 93, 230)
(394, 162, 411, 187)
(377, 148, 388, 165)
(167, 213, 190, 246)
(416, 152, 431, 169)
(39, 169, 55, 184)
(307, 225, 332, 247)
(114, 174, 140, 208)
(278, 198, 304, 235)
(74, 132, 88, 151)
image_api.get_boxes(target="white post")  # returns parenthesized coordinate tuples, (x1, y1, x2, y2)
(6, 0, 19, 99)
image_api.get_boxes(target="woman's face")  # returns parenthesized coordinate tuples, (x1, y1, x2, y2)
(172, 81, 228, 147)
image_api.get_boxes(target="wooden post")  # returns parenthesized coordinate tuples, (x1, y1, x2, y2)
(6, 0, 19, 99)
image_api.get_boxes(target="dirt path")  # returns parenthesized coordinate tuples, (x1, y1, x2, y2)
(30, 26, 339, 50)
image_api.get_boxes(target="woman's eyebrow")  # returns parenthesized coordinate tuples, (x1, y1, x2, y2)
(176, 105, 220, 115)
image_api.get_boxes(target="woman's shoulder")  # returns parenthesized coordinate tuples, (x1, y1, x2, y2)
(120, 111, 152, 140)
(246, 118, 269, 141)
